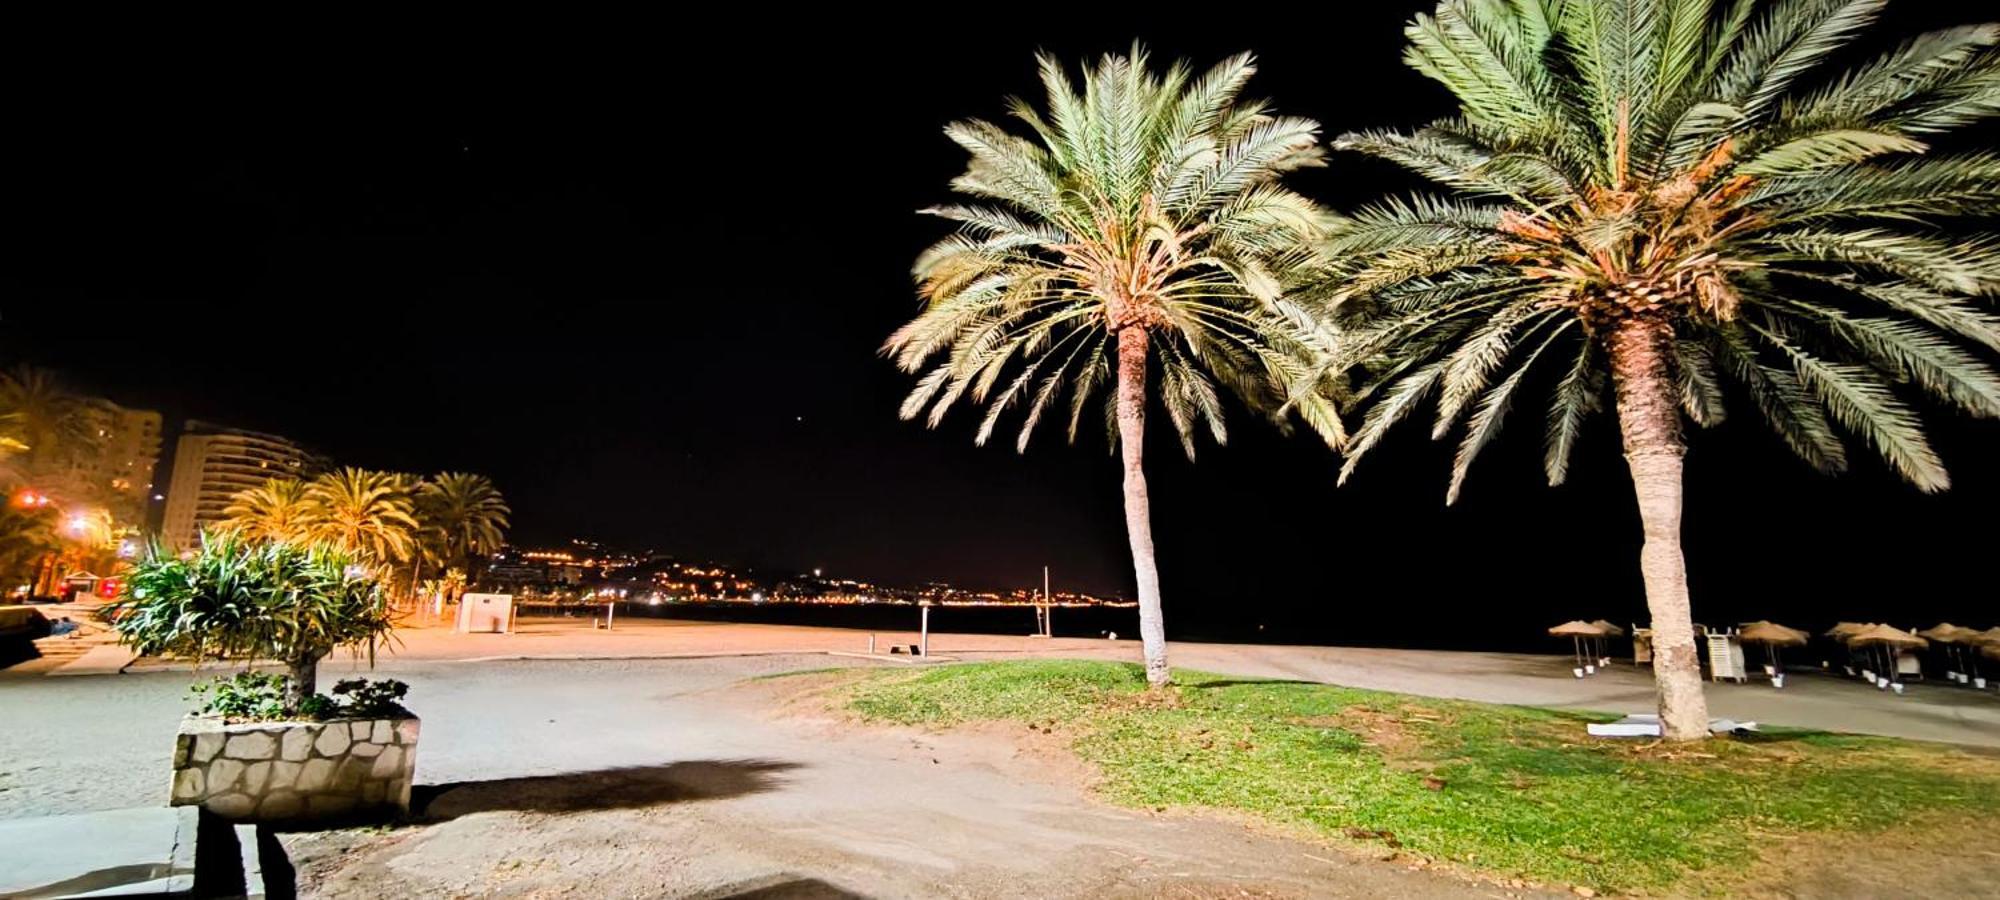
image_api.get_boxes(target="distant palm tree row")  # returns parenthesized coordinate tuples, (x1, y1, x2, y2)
(892, 0, 2000, 740)
(219, 468, 510, 604)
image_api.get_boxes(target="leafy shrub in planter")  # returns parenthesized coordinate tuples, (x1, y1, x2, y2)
(190, 672, 410, 722)
(110, 533, 397, 715)
(331, 677, 411, 718)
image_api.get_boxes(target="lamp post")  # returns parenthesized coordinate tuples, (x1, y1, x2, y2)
(1043, 565, 1052, 638)
(919, 599, 932, 658)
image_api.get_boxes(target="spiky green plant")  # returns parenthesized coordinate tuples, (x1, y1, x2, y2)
(1317, 0, 2000, 739)
(886, 46, 1345, 687)
(109, 533, 394, 713)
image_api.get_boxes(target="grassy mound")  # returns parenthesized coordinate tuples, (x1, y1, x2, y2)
(836, 660, 2000, 893)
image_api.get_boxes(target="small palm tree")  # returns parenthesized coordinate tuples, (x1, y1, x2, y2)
(301, 468, 420, 570)
(1320, 0, 2000, 739)
(887, 46, 1344, 687)
(221, 478, 312, 544)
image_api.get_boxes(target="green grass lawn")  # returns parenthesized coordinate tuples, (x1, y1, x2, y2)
(822, 660, 2000, 894)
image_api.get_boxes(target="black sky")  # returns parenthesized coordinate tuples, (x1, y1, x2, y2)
(4, 5, 1994, 647)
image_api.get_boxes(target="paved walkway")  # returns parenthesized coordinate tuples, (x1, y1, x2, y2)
(0, 806, 197, 897)
(0, 655, 1541, 898)
(24, 615, 2000, 747)
(370, 618, 2000, 748)
(1147, 643, 2000, 749)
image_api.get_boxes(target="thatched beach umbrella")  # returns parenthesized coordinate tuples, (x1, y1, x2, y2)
(1917, 623, 1964, 642)
(1548, 620, 1606, 672)
(1824, 621, 1872, 673)
(1588, 620, 1624, 664)
(1918, 623, 1980, 682)
(1740, 621, 1809, 676)
(1972, 628, 2000, 673)
(1847, 625, 1928, 687)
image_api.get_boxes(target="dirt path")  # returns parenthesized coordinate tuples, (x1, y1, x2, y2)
(281, 656, 1539, 898)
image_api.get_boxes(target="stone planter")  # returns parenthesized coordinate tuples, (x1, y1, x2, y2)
(171, 713, 419, 824)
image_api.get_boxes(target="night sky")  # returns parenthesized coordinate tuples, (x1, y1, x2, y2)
(5, 5, 1994, 647)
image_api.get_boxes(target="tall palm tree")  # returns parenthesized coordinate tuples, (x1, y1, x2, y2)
(886, 47, 1346, 688)
(416, 472, 510, 574)
(220, 478, 312, 544)
(1318, 0, 2000, 739)
(300, 468, 420, 570)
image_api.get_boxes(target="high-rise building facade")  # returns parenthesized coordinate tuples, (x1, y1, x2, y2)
(161, 421, 326, 550)
(56, 399, 164, 524)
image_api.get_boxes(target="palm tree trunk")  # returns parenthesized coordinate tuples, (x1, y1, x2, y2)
(1607, 317, 1711, 742)
(1115, 327, 1170, 689)
(285, 655, 318, 715)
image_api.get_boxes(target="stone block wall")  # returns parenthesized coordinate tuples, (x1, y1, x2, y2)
(171, 714, 419, 823)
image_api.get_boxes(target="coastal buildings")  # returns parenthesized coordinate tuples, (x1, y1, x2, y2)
(160, 421, 326, 550)
(53, 399, 163, 523)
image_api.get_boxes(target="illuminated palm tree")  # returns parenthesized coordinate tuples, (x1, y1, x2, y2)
(0, 366, 99, 496)
(220, 478, 313, 544)
(1319, 0, 2000, 739)
(887, 47, 1344, 687)
(416, 472, 510, 575)
(300, 468, 419, 569)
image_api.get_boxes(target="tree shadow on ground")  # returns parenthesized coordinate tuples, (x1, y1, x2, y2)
(413, 759, 800, 821)
(1180, 679, 1323, 690)
(687, 874, 870, 899)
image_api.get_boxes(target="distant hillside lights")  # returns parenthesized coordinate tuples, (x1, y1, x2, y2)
(481, 544, 1130, 608)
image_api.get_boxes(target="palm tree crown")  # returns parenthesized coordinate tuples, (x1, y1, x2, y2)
(885, 46, 1345, 454)
(300, 467, 420, 567)
(1325, 0, 2000, 499)
(416, 472, 510, 570)
(221, 478, 313, 544)
(0, 365, 97, 481)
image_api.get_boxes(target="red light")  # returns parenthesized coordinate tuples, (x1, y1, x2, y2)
(13, 490, 48, 508)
